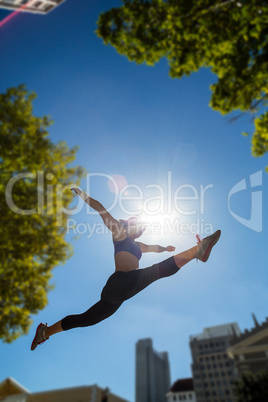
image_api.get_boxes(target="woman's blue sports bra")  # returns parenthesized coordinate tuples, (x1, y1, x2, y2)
(113, 235, 142, 260)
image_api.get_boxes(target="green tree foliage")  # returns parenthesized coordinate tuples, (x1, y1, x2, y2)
(0, 85, 85, 343)
(234, 371, 268, 401)
(96, 0, 268, 165)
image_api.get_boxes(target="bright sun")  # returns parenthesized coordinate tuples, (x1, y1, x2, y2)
(138, 200, 180, 241)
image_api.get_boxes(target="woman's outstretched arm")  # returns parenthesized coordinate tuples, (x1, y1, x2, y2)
(71, 188, 124, 239)
(137, 242, 175, 253)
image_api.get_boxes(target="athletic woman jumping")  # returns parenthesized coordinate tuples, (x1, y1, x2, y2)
(31, 188, 221, 350)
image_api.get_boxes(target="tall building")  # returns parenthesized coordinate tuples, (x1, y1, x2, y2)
(190, 323, 241, 402)
(227, 314, 268, 375)
(0, 0, 65, 14)
(135, 338, 171, 402)
(166, 378, 196, 402)
(0, 377, 129, 402)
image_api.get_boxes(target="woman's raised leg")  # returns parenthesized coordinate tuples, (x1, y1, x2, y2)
(60, 299, 122, 331)
(107, 230, 221, 303)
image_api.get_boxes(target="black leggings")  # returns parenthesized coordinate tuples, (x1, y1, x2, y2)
(61, 256, 180, 331)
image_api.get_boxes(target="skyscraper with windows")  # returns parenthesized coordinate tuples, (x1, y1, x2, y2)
(135, 338, 171, 402)
(190, 323, 241, 402)
(0, 0, 65, 14)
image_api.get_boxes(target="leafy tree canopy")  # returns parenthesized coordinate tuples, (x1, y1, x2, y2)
(0, 85, 85, 342)
(234, 371, 268, 402)
(96, 0, 268, 165)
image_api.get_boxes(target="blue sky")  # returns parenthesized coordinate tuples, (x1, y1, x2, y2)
(0, 1, 267, 401)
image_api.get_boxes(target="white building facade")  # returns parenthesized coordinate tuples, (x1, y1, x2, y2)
(190, 323, 241, 402)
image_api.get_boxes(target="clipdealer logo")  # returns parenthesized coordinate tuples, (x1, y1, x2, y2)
(4, 170, 264, 234)
(228, 170, 263, 233)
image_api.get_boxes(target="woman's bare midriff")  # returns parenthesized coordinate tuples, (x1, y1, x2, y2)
(114, 252, 139, 272)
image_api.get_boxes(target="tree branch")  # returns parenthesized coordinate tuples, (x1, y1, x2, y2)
(229, 94, 267, 123)
(181, 0, 236, 19)
(229, 111, 246, 123)
(249, 94, 268, 112)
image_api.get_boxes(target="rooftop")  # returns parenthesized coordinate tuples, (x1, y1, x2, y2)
(229, 315, 268, 345)
(169, 378, 194, 393)
(190, 323, 241, 341)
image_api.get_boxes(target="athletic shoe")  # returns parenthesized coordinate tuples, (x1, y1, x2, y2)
(196, 230, 221, 262)
(31, 323, 49, 351)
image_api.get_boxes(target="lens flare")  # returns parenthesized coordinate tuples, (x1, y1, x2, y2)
(107, 174, 128, 194)
(0, 0, 36, 28)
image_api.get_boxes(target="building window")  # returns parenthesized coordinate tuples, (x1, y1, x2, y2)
(189, 394, 192, 400)
(173, 396, 176, 401)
